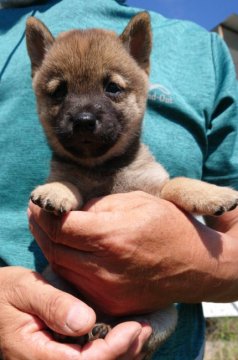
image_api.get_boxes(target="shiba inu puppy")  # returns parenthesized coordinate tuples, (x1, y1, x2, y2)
(26, 12, 238, 359)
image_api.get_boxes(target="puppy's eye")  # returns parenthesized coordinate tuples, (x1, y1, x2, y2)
(49, 81, 67, 101)
(104, 82, 122, 96)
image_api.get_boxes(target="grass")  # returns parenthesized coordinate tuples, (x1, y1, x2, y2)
(205, 318, 238, 360)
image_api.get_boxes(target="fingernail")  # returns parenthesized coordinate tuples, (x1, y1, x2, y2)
(133, 327, 143, 341)
(66, 304, 93, 332)
(141, 323, 152, 340)
(127, 327, 143, 349)
(29, 200, 34, 210)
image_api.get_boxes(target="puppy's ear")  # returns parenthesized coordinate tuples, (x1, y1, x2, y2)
(26, 17, 54, 77)
(120, 12, 152, 75)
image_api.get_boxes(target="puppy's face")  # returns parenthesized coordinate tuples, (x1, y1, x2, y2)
(26, 13, 152, 166)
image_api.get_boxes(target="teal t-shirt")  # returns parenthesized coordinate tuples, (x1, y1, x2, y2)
(1, 1, 238, 359)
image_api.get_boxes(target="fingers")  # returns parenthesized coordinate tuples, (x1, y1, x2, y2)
(28, 219, 113, 308)
(1, 307, 149, 360)
(28, 191, 153, 249)
(29, 215, 98, 270)
(118, 323, 152, 360)
(79, 322, 145, 360)
(2, 312, 84, 360)
(82, 191, 151, 212)
(28, 201, 116, 251)
(0, 267, 149, 360)
(4, 267, 96, 337)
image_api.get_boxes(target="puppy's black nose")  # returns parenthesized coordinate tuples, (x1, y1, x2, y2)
(74, 112, 97, 131)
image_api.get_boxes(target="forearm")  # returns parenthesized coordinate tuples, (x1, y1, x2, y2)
(198, 209, 238, 302)
(164, 205, 238, 304)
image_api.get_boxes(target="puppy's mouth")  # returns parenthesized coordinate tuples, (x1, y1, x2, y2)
(56, 126, 121, 159)
(62, 138, 119, 159)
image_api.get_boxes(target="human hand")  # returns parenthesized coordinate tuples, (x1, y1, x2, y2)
(28, 191, 223, 315)
(0, 266, 149, 360)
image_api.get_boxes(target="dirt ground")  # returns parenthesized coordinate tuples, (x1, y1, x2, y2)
(204, 318, 238, 360)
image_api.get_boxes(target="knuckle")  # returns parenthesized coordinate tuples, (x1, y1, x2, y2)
(48, 215, 62, 243)
(133, 190, 151, 199)
(45, 291, 66, 328)
(47, 241, 56, 264)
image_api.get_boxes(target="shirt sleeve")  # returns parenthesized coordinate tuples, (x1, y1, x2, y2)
(202, 32, 238, 190)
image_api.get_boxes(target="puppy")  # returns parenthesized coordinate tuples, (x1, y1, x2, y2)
(26, 13, 238, 359)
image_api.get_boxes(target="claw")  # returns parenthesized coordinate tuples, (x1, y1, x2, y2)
(30, 195, 42, 207)
(89, 323, 111, 341)
(228, 202, 238, 212)
(45, 199, 55, 211)
(214, 207, 225, 216)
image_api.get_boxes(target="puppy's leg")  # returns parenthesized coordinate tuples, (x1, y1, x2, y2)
(43, 267, 112, 344)
(87, 306, 177, 359)
(128, 306, 178, 360)
(160, 177, 238, 216)
(31, 181, 83, 214)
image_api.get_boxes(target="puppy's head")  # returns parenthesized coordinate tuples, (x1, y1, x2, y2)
(26, 13, 152, 166)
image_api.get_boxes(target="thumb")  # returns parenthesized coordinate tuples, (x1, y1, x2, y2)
(8, 267, 96, 336)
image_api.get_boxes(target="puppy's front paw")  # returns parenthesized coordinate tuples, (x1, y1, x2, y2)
(161, 178, 238, 216)
(52, 323, 111, 346)
(31, 182, 83, 214)
(88, 323, 111, 341)
(208, 187, 238, 216)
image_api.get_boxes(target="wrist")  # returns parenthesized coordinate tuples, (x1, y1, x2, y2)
(208, 232, 238, 302)
(171, 215, 238, 303)
(150, 202, 238, 304)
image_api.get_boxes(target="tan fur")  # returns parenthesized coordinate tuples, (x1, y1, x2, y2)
(46, 78, 61, 93)
(26, 12, 238, 358)
(112, 144, 169, 195)
(31, 181, 83, 213)
(161, 177, 238, 215)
